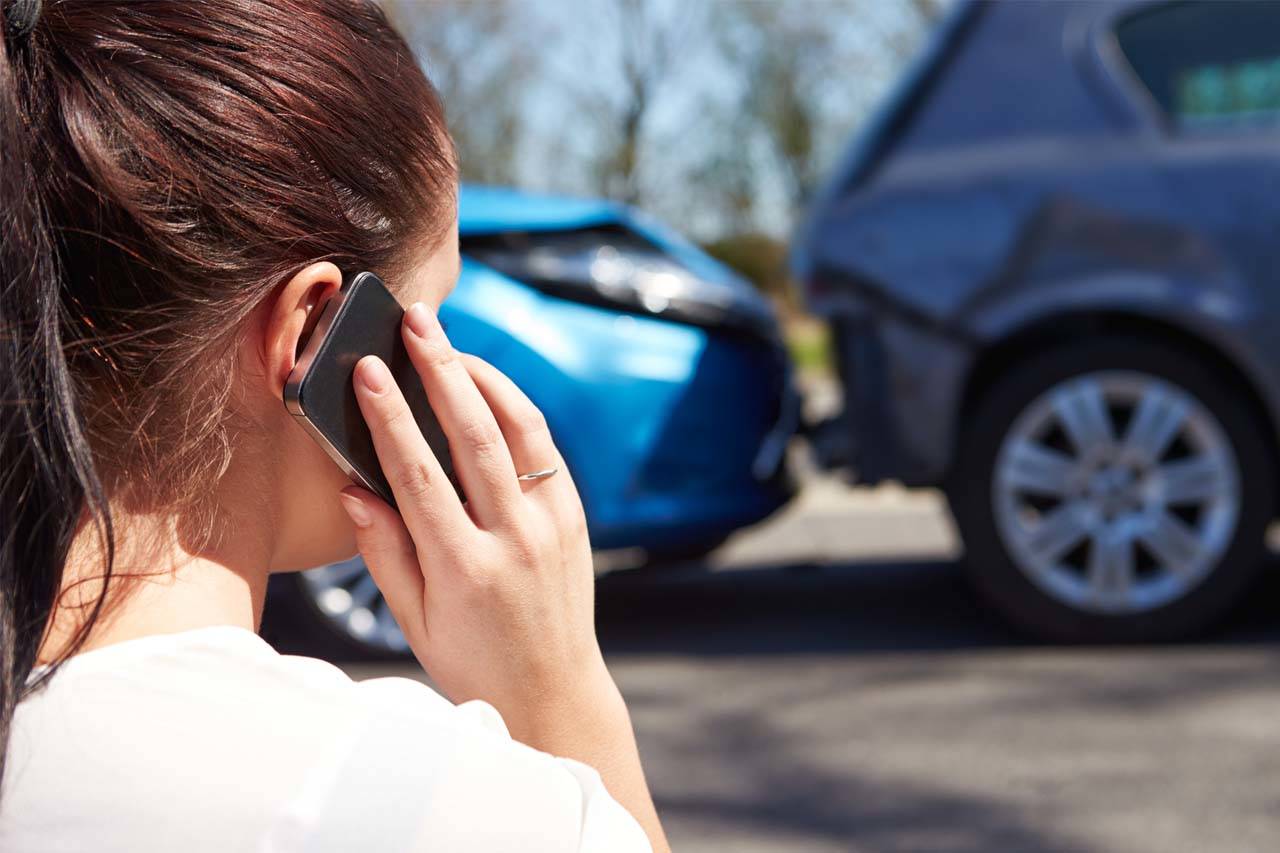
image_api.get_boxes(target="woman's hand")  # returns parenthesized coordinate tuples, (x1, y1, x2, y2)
(336, 302, 611, 728)
(338, 302, 668, 851)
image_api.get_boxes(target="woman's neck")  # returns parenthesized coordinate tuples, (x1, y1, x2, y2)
(38, 470, 278, 664)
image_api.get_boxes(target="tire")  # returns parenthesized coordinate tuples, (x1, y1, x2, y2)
(261, 568, 410, 662)
(948, 336, 1275, 643)
(643, 536, 729, 568)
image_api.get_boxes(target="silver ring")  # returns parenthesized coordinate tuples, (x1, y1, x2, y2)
(516, 467, 559, 482)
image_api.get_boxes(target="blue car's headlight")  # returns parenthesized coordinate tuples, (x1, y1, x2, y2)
(464, 227, 776, 336)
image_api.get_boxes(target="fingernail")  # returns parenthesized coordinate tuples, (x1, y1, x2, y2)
(356, 356, 390, 394)
(404, 302, 437, 338)
(339, 492, 372, 528)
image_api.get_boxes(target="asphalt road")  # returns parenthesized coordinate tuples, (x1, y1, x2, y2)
(346, 482, 1280, 852)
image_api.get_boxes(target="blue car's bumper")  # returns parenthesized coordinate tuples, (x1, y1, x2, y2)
(442, 259, 797, 550)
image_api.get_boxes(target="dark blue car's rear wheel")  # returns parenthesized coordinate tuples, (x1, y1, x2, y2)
(949, 337, 1275, 642)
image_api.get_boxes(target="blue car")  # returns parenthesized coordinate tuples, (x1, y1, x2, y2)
(265, 186, 798, 657)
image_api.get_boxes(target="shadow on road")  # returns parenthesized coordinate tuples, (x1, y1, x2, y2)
(598, 558, 1280, 852)
(644, 698, 1096, 853)
(596, 557, 1280, 657)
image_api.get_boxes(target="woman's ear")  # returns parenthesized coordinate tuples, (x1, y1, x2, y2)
(259, 262, 343, 397)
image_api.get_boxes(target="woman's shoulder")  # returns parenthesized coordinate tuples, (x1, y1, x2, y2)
(19, 627, 392, 715)
(12, 625, 463, 753)
(1, 627, 450, 849)
(2, 626, 649, 852)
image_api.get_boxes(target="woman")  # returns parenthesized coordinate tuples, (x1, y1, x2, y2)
(0, 1, 668, 850)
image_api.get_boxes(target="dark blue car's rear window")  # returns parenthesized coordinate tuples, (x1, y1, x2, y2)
(1117, 0, 1280, 127)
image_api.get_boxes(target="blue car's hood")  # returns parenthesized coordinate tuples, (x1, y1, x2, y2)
(458, 185, 750, 292)
(459, 185, 626, 235)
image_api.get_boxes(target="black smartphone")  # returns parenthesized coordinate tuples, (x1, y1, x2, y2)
(283, 270, 458, 507)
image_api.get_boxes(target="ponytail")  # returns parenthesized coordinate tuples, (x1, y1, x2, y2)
(0, 2, 112, 785)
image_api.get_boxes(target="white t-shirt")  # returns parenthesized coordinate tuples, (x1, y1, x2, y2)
(0, 625, 650, 853)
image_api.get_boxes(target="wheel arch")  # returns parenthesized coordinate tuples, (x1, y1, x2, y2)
(955, 310, 1280, 477)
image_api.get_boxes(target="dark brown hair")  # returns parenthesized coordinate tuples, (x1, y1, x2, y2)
(0, 0, 454, 783)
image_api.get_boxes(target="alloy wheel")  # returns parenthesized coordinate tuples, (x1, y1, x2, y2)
(992, 371, 1241, 615)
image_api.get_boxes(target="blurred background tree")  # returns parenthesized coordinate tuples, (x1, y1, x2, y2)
(385, 0, 948, 302)
(385, 0, 538, 186)
(582, 0, 701, 205)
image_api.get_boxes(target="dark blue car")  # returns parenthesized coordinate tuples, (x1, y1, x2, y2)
(796, 0, 1280, 641)
(268, 186, 797, 657)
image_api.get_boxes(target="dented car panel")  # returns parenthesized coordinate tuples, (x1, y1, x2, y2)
(796, 0, 1280, 486)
